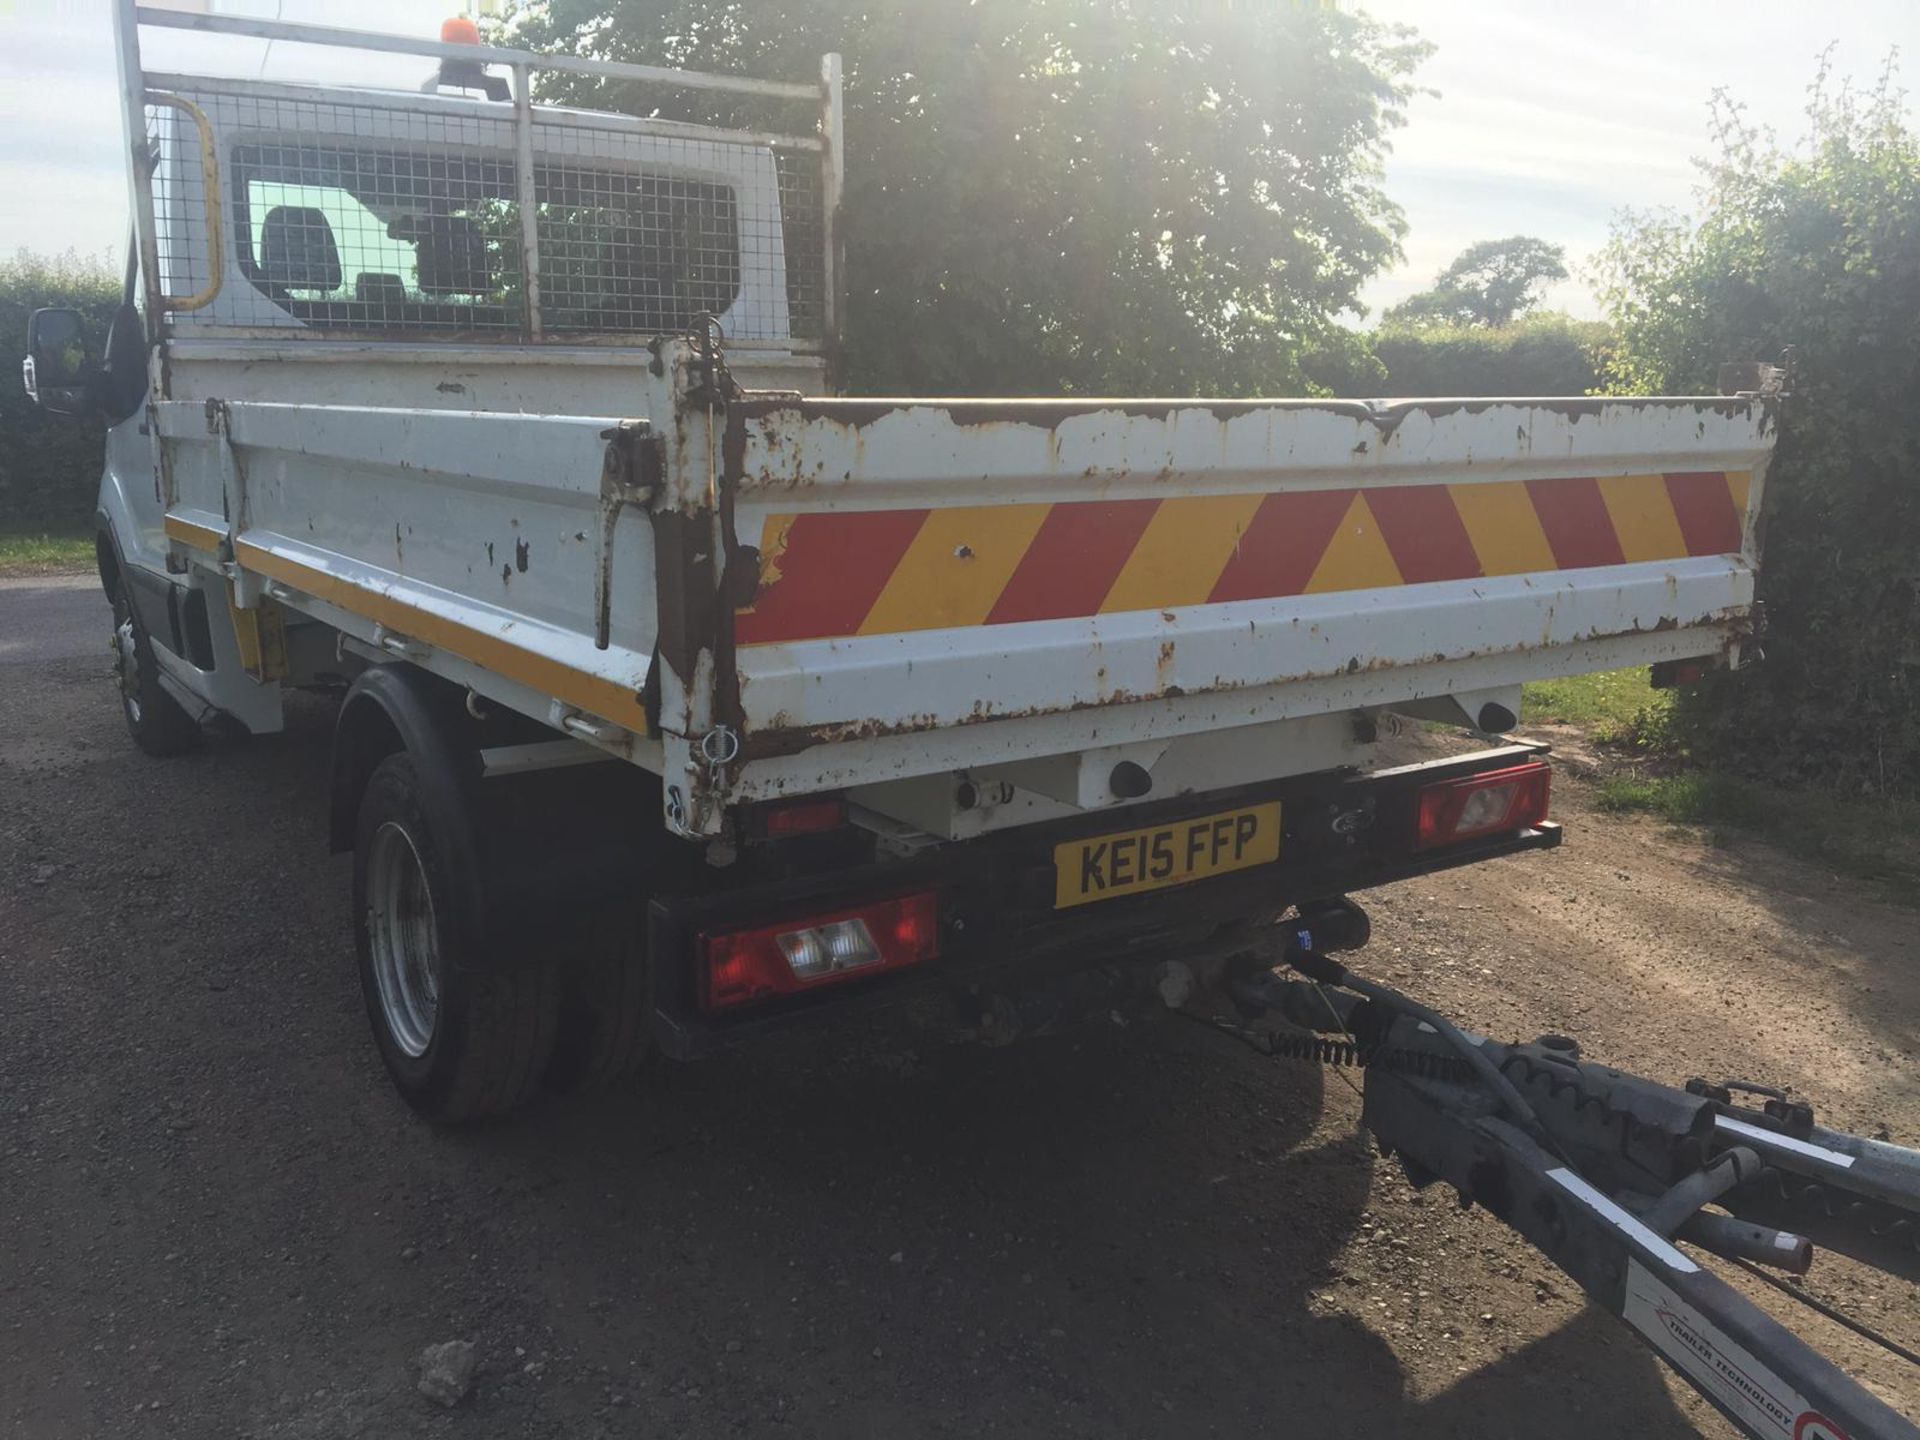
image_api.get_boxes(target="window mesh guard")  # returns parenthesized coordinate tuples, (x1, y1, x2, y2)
(147, 86, 827, 346)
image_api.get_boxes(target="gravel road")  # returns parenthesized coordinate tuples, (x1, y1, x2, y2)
(0, 572, 101, 666)
(2, 576, 1915, 1439)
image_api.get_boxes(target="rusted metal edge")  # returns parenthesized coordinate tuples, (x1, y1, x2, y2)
(647, 392, 759, 818)
(708, 410, 757, 783)
(733, 606, 1757, 763)
(726, 392, 1773, 435)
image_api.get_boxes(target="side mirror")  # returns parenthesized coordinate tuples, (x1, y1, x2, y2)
(23, 307, 98, 415)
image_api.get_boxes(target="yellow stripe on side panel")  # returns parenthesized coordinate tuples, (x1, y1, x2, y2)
(1304, 493, 1403, 593)
(1099, 493, 1264, 613)
(1448, 481, 1557, 577)
(1725, 469, 1753, 520)
(754, 512, 800, 593)
(858, 504, 1052, 635)
(231, 541, 651, 732)
(227, 585, 291, 683)
(164, 515, 226, 553)
(1596, 473, 1688, 562)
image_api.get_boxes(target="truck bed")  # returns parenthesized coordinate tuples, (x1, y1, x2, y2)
(720, 392, 1765, 754)
(155, 346, 1774, 837)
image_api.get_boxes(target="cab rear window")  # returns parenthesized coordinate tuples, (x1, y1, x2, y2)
(230, 142, 739, 336)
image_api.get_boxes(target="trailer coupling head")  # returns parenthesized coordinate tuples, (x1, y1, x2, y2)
(1207, 917, 1920, 1440)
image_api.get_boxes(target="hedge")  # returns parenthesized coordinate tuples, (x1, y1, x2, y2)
(1359, 313, 1606, 398)
(1598, 79, 1920, 801)
(0, 250, 121, 535)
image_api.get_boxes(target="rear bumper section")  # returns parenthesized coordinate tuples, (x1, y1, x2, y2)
(648, 744, 1561, 1057)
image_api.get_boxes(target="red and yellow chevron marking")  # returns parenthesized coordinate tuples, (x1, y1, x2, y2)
(734, 470, 1752, 645)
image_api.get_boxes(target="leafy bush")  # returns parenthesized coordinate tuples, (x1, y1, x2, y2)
(1598, 66, 1920, 800)
(0, 249, 120, 534)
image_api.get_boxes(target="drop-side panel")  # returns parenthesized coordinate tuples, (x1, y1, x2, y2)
(153, 399, 659, 738)
(722, 395, 1772, 771)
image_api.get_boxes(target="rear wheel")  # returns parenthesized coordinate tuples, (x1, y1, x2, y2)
(545, 900, 655, 1094)
(353, 753, 558, 1121)
(109, 572, 200, 757)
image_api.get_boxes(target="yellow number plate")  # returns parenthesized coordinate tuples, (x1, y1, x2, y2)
(1053, 801, 1282, 909)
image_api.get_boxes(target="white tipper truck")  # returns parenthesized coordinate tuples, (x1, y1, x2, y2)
(24, 5, 1778, 1121)
(38, 17, 1920, 1438)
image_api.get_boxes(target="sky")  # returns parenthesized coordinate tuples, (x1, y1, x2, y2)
(1358, 0, 1918, 316)
(1, 0, 1915, 321)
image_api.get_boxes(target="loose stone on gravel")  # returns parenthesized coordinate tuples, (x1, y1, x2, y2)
(416, 1339, 477, 1408)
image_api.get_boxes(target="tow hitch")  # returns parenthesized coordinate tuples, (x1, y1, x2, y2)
(1202, 903, 1920, 1440)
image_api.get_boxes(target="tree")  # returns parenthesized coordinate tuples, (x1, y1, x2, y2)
(1598, 58, 1920, 800)
(1384, 235, 1568, 328)
(508, 0, 1429, 396)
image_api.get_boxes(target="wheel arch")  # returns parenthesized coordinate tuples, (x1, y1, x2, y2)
(329, 665, 489, 962)
(329, 664, 471, 844)
(94, 519, 122, 608)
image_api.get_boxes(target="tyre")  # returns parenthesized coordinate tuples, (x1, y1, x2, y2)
(352, 753, 558, 1121)
(545, 900, 655, 1094)
(109, 572, 200, 757)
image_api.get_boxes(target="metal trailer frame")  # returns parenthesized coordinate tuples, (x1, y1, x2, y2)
(1368, 1078, 1920, 1440)
(1240, 945, 1920, 1440)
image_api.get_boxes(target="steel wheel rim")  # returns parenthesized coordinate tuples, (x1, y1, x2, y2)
(366, 820, 440, 1058)
(114, 616, 141, 724)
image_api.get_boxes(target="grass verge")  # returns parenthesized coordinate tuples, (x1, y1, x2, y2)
(1593, 770, 1920, 902)
(0, 531, 94, 576)
(1523, 668, 1670, 744)
(1522, 667, 1918, 903)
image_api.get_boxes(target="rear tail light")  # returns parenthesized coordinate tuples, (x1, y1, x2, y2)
(750, 795, 848, 840)
(699, 891, 939, 1012)
(1415, 762, 1551, 850)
